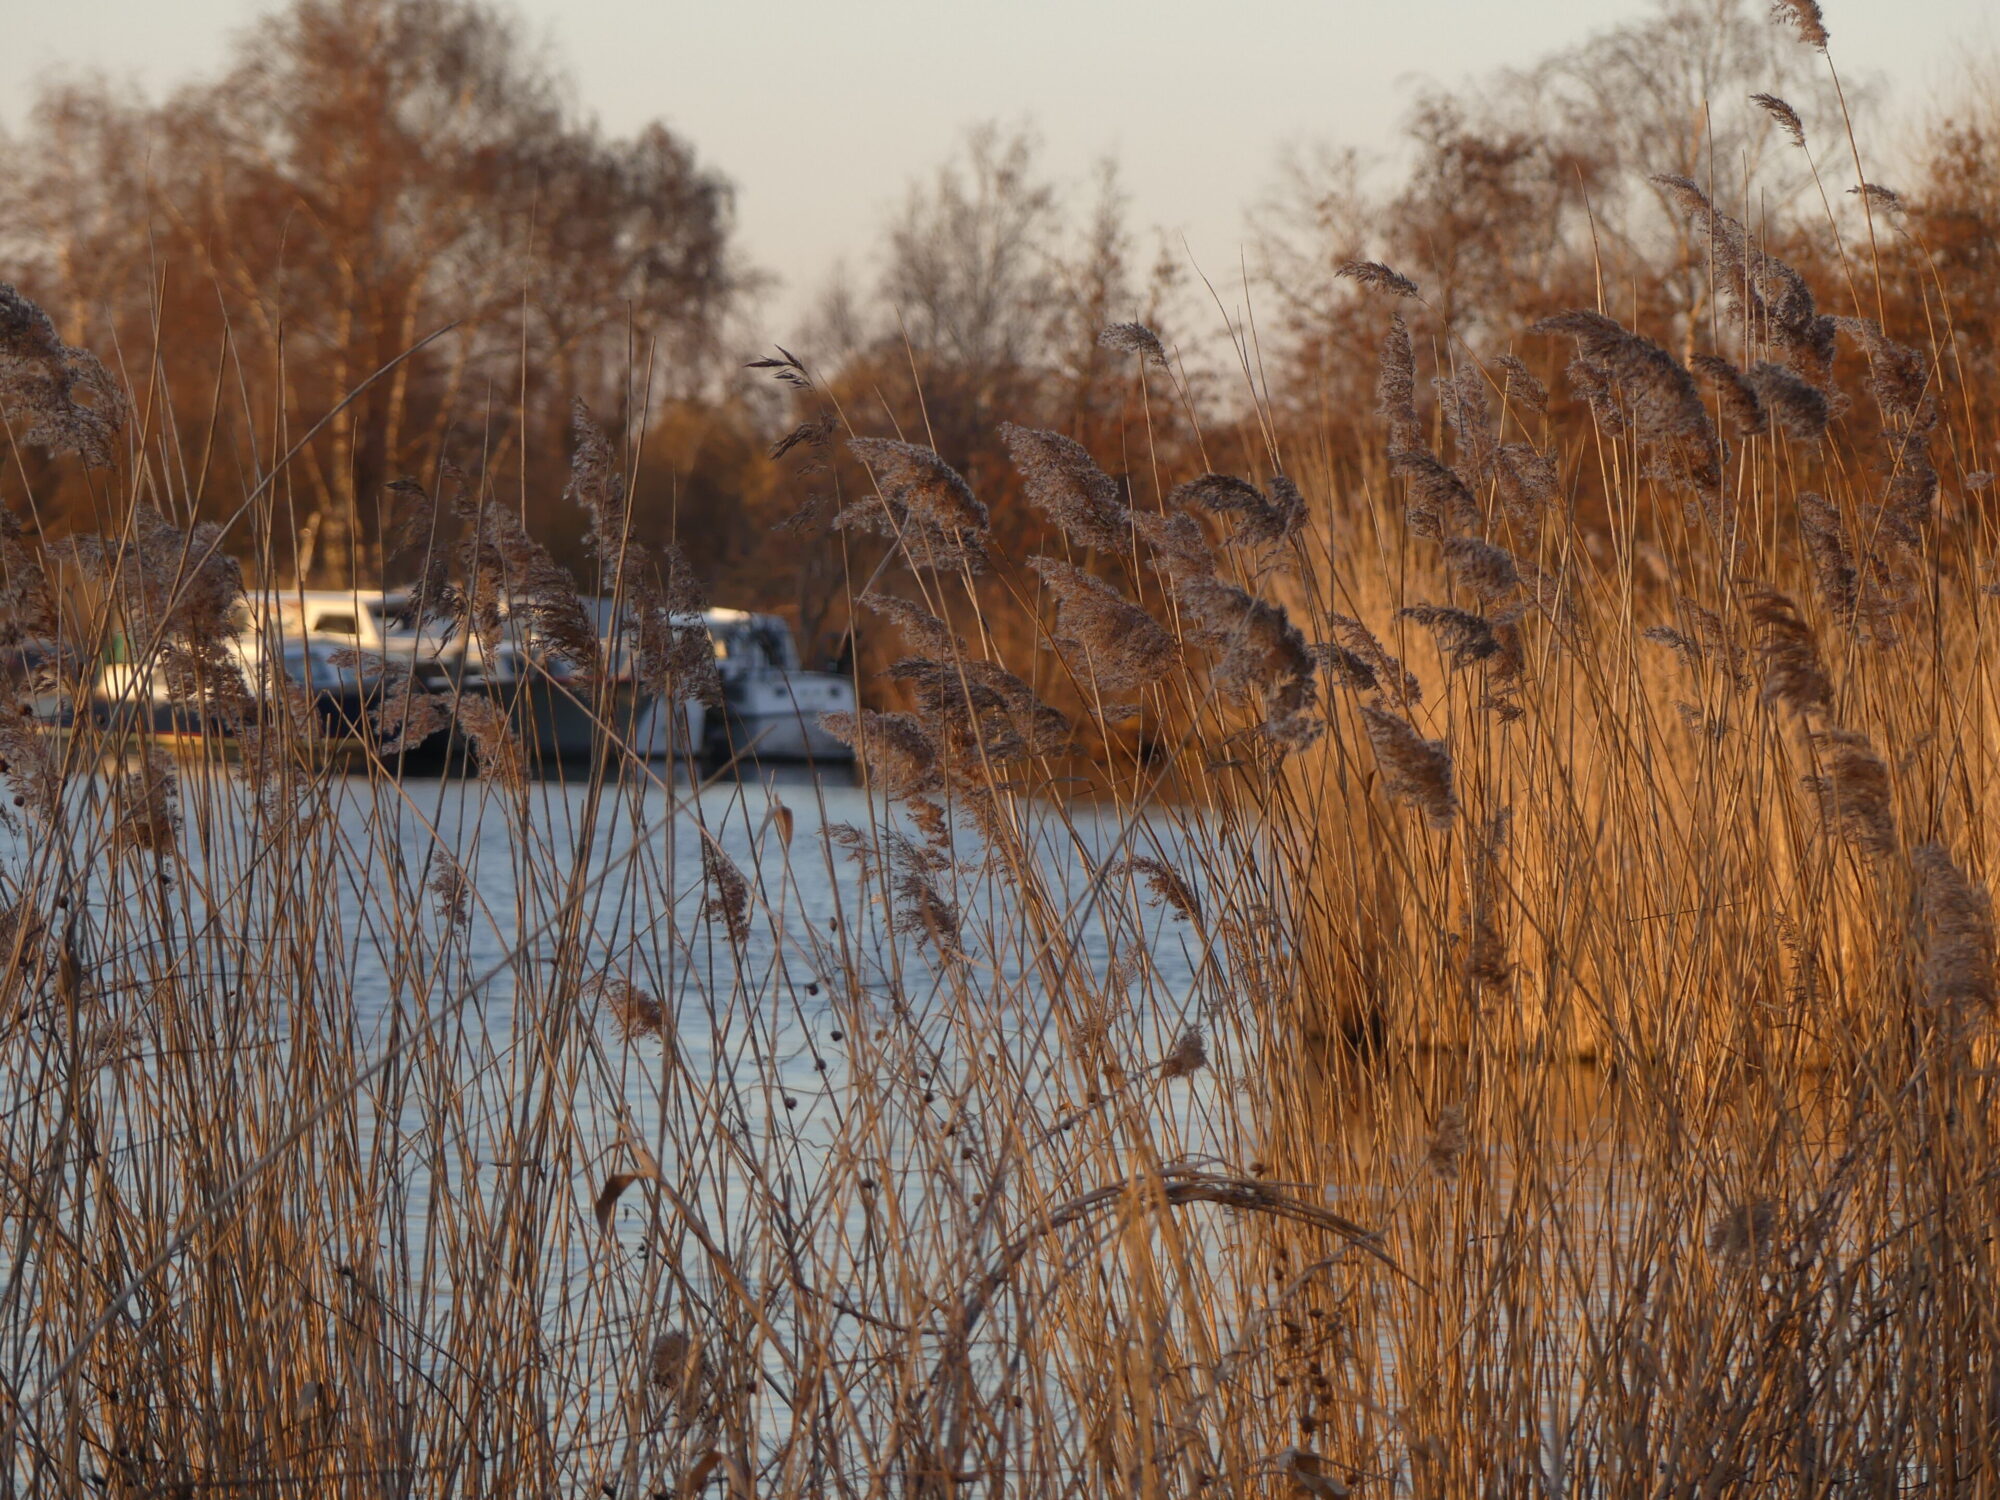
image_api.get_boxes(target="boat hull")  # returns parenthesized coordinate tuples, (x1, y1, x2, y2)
(708, 670, 855, 764)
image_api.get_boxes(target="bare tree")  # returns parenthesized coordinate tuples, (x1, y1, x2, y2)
(1, 0, 746, 581)
(882, 123, 1060, 375)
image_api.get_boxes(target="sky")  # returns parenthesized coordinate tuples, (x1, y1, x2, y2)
(6, 1, 1995, 337)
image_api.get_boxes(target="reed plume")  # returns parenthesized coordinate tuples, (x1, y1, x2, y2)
(1436, 366, 1497, 472)
(1167, 473, 1308, 550)
(1337, 262, 1421, 299)
(0, 506, 57, 646)
(1752, 92, 1807, 148)
(370, 677, 452, 756)
(1535, 310, 1721, 492)
(110, 750, 180, 858)
(1425, 1104, 1469, 1180)
(631, 543, 723, 708)
(1120, 856, 1202, 924)
(1173, 573, 1320, 749)
(1912, 843, 1996, 1011)
(1744, 362, 1833, 441)
(821, 709, 941, 799)
(1653, 177, 1837, 387)
(0, 282, 127, 467)
(1310, 641, 1381, 696)
(1359, 705, 1458, 829)
(1098, 322, 1169, 366)
(1489, 442, 1561, 529)
(699, 840, 752, 947)
(0, 703, 61, 826)
(1770, 0, 1829, 51)
(861, 590, 959, 658)
(1028, 555, 1177, 698)
(1002, 424, 1132, 553)
(1389, 449, 1482, 540)
(1159, 1027, 1208, 1079)
(1492, 353, 1548, 415)
(565, 400, 631, 566)
(843, 438, 990, 573)
(382, 476, 461, 639)
(1835, 318, 1935, 435)
(428, 853, 470, 929)
(457, 493, 601, 676)
(1441, 537, 1522, 608)
(1707, 1200, 1780, 1262)
(882, 655, 1068, 764)
(1324, 614, 1421, 708)
(1465, 808, 1512, 991)
(1131, 509, 1218, 577)
(1794, 492, 1859, 625)
(1691, 353, 1769, 438)
(1399, 604, 1502, 671)
(1746, 588, 1832, 717)
(1805, 729, 1897, 859)
(1377, 314, 1421, 452)
(452, 695, 524, 790)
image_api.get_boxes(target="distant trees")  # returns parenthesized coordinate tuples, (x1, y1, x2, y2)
(1248, 0, 1850, 429)
(784, 126, 1193, 576)
(4, 0, 1994, 629)
(2, 0, 744, 581)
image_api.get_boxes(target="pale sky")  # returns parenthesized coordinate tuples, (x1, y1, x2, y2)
(6, 1, 1994, 338)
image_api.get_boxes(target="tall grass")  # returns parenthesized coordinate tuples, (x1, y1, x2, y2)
(4, 58, 2000, 1500)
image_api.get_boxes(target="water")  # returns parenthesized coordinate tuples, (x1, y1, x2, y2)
(0, 757, 1241, 1489)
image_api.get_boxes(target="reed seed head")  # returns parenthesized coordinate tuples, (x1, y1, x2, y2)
(1752, 93, 1807, 148)
(1098, 321, 1169, 366)
(1029, 555, 1178, 698)
(1746, 588, 1832, 718)
(700, 839, 751, 947)
(1002, 424, 1131, 554)
(843, 438, 990, 574)
(0, 283, 127, 467)
(1805, 729, 1897, 859)
(1338, 262, 1421, 299)
(1360, 706, 1457, 829)
(1912, 843, 1996, 1011)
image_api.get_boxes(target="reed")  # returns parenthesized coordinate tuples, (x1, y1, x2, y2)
(2, 23, 1998, 1496)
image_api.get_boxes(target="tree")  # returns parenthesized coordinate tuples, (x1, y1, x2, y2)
(1, 0, 746, 582)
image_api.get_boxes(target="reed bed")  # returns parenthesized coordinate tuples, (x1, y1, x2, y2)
(4, 51, 2000, 1500)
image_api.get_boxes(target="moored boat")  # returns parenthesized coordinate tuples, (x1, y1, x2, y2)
(685, 609, 855, 766)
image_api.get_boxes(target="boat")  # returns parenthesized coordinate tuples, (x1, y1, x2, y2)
(75, 589, 856, 775)
(523, 598, 854, 767)
(247, 587, 654, 770)
(689, 608, 855, 765)
(78, 632, 377, 765)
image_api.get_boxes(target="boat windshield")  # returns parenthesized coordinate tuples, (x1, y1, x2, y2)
(711, 619, 800, 672)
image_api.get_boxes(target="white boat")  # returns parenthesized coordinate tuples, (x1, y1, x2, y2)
(253, 587, 456, 686)
(243, 590, 851, 768)
(632, 608, 854, 765)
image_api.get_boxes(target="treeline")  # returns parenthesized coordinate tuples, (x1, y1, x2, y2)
(2, 0, 1996, 665)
